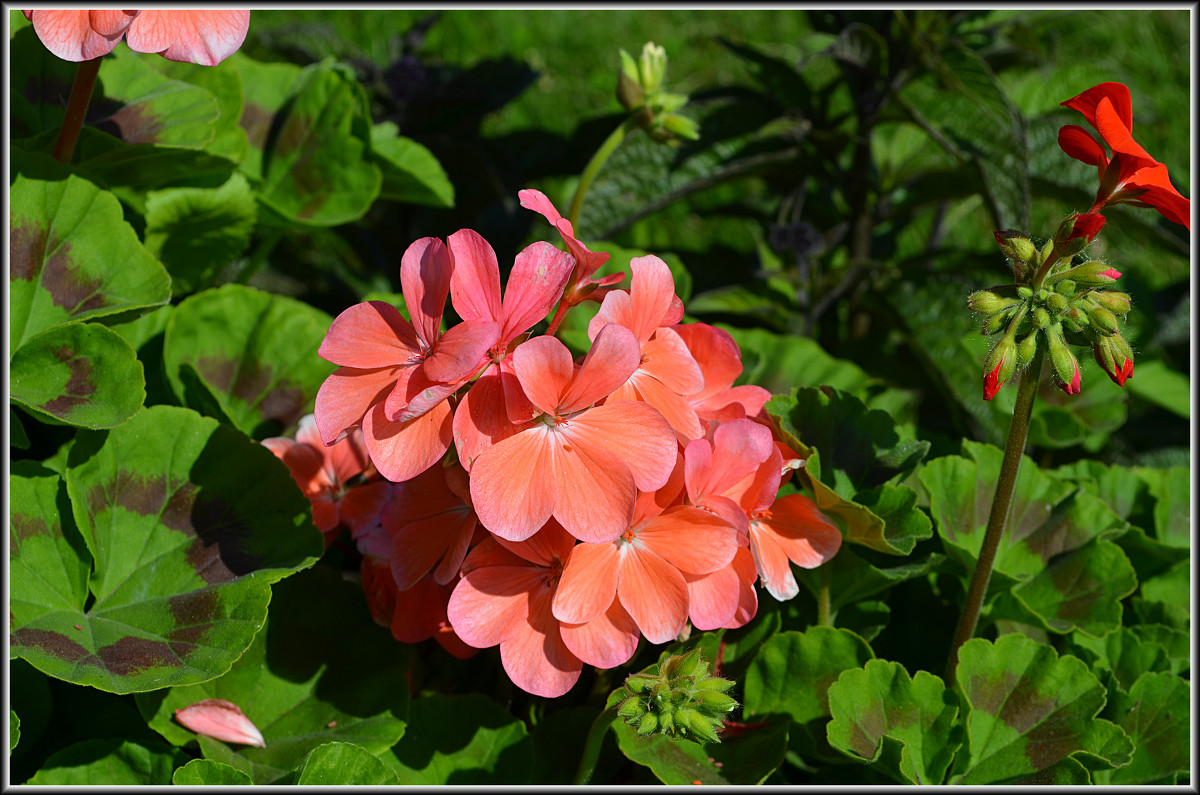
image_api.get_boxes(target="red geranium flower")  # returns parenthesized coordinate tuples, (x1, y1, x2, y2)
(1058, 82, 1190, 230)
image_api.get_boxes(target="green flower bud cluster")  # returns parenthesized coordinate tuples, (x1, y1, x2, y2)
(612, 649, 737, 744)
(617, 42, 700, 145)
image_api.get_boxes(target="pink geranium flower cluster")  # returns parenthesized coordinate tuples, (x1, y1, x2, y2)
(283, 190, 842, 697)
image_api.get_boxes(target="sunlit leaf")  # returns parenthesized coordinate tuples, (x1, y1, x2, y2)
(610, 714, 787, 785)
(297, 742, 402, 785)
(171, 758, 253, 785)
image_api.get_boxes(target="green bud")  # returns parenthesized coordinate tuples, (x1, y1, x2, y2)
(1055, 279, 1076, 296)
(1111, 332, 1134, 363)
(694, 677, 736, 693)
(1017, 286, 1033, 299)
(1034, 307, 1051, 329)
(638, 42, 667, 94)
(1057, 235, 1088, 259)
(1046, 324, 1081, 395)
(1054, 260, 1122, 286)
(618, 697, 644, 719)
(658, 112, 701, 141)
(983, 309, 1014, 335)
(1062, 310, 1085, 334)
(696, 690, 739, 713)
(625, 674, 654, 694)
(650, 682, 669, 703)
(1092, 291, 1131, 314)
(658, 710, 675, 733)
(1047, 292, 1068, 314)
(637, 713, 659, 735)
(967, 290, 1017, 316)
(1016, 332, 1039, 367)
(993, 230, 1037, 265)
(1038, 239, 1055, 266)
(983, 334, 1018, 389)
(1089, 305, 1120, 334)
(617, 70, 644, 111)
(682, 709, 721, 744)
(1035, 289, 1049, 302)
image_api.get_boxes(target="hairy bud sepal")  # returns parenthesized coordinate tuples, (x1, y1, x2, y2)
(609, 650, 739, 745)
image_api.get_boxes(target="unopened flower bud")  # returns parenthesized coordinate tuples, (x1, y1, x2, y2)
(1017, 286, 1033, 299)
(1093, 335, 1134, 386)
(694, 677, 736, 693)
(993, 230, 1037, 265)
(1092, 291, 1131, 315)
(638, 42, 667, 94)
(1038, 240, 1055, 266)
(618, 697, 643, 718)
(982, 336, 1018, 401)
(659, 112, 701, 141)
(625, 674, 654, 694)
(696, 691, 739, 712)
(1046, 324, 1081, 395)
(1017, 332, 1039, 367)
(1055, 280, 1076, 296)
(617, 69, 644, 111)
(637, 713, 659, 735)
(1034, 307, 1051, 329)
(968, 290, 1017, 316)
(613, 651, 737, 744)
(1047, 292, 1068, 314)
(1087, 304, 1120, 334)
(983, 309, 1015, 335)
(1056, 261, 1122, 286)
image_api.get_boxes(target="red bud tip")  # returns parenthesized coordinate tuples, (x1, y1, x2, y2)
(982, 361, 1005, 401)
(1109, 357, 1134, 386)
(1099, 268, 1122, 281)
(1058, 362, 1082, 395)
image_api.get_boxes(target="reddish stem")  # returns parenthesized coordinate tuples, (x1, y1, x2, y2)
(53, 57, 102, 164)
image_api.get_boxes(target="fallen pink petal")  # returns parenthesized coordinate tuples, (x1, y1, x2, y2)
(174, 699, 266, 748)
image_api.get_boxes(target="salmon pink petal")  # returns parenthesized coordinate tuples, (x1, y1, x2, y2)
(757, 494, 843, 568)
(706, 419, 776, 496)
(618, 546, 689, 644)
(327, 427, 371, 486)
(461, 534, 527, 572)
(261, 435, 325, 493)
(29, 10, 127, 61)
(400, 236, 452, 349)
(546, 432, 637, 543)
(175, 699, 265, 747)
(310, 497, 340, 536)
(433, 624, 478, 660)
(1062, 81, 1133, 132)
(422, 320, 497, 385)
(560, 598, 641, 669)
(588, 290, 632, 342)
(566, 402, 677, 493)
(726, 547, 759, 628)
(518, 188, 566, 226)
(684, 567, 741, 631)
(629, 373, 704, 442)
(339, 481, 395, 539)
(362, 401, 452, 483)
(124, 10, 250, 66)
(501, 242, 574, 340)
(452, 369, 523, 471)
(500, 585, 583, 698)
(631, 451, 685, 527)
(512, 335, 575, 415)
(88, 10, 139, 37)
(448, 229, 503, 325)
(695, 385, 772, 423)
(558, 324, 641, 414)
(640, 328, 704, 396)
(627, 255, 681, 341)
(470, 426, 557, 541)
(500, 357, 540, 425)
(493, 518, 577, 568)
(390, 574, 454, 644)
(389, 507, 471, 590)
(386, 369, 459, 423)
(433, 513, 477, 585)
(314, 365, 403, 445)
(553, 541, 620, 623)
(675, 323, 743, 400)
(1057, 125, 1107, 169)
(733, 447, 784, 514)
(749, 523, 800, 601)
(447, 565, 538, 648)
(638, 506, 738, 575)
(319, 301, 421, 368)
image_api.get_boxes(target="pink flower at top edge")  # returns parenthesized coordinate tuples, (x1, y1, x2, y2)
(1058, 81, 1190, 230)
(448, 229, 575, 470)
(262, 414, 373, 547)
(587, 255, 705, 441)
(315, 236, 500, 483)
(468, 324, 678, 544)
(674, 323, 772, 425)
(25, 10, 250, 66)
(552, 454, 739, 643)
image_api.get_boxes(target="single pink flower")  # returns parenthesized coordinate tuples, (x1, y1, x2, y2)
(24, 10, 250, 66)
(1058, 82, 1190, 230)
(315, 236, 499, 483)
(468, 324, 678, 544)
(447, 521, 586, 697)
(673, 323, 771, 425)
(588, 255, 705, 441)
(174, 699, 265, 747)
(262, 414, 372, 546)
(552, 457, 739, 643)
(448, 230, 575, 469)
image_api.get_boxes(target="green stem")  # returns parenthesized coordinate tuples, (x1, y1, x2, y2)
(817, 565, 832, 626)
(573, 705, 618, 785)
(567, 115, 639, 230)
(944, 345, 1046, 683)
(53, 57, 103, 164)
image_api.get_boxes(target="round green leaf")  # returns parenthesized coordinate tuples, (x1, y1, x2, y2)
(1094, 672, 1190, 785)
(371, 122, 455, 208)
(297, 742, 402, 785)
(826, 660, 961, 784)
(610, 713, 788, 785)
(26, 738, 189, 785)
(136, 565, 410, 784)
(382, 694, 532, 785)
(146, 57, 250, 164)
(10, 149, 171, 356)
(172, 758, 254, 785)
(11, 322, 145, 429)
(92, 46, 220, 149)
(163, 284, 335, 439)
(743, 626, 875, 725)
(10, 406, 321, 694)
(951, 634, 1132, 784)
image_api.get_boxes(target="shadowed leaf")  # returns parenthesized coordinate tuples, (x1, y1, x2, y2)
(26, 739, 189, 785)
(1094, 672, 1189, 785)
(371, 122, 455, 207)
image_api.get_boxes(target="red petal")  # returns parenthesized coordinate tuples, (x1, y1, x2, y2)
(1061, 81, 1133, 132)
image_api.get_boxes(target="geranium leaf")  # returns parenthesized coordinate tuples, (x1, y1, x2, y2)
(145, 56, 250, 164)
(26, 739, 189, 785)
(143, 173, 257, 296)
(11, 322, 145, 429)
(9, 711, 19, 753)
(10, 460, 91, 621)
(11, 406, 320, 694)
(136, 565, 410, 785)
(1067, 627, 1171, 693)
(297, 742, 402, 785)
(171, 758, 253, 785)
(743, 626, 875, 724)
(381, 694, 532, 784)
(1094, 672, 1189, 785)
(163, 284, 335, 439)
(1136, 560, 1188, 630)
(224, 51, 303, 181)
(10, 148, 171, 355)
(1136, 465, 1190, 549)
(826, 660, 961, 784)
(371, 122, 455, 208)
(1124, 359, 1190, 419)
(610, 714, 788, 785)
(795, 547, 943, 613)
(257, 60, 381, 225)
(950, 635, 1132, 784)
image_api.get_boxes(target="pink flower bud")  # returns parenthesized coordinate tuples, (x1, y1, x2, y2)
(175, 699, 266, 747)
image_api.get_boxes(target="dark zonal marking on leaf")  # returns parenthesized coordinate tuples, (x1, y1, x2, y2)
(86, 470, 166, 519)
(11, 513, 51, 544)
(1043, 554, 1101, 622)
(95, 635, 181, 675)
(187, 493, 266, 580)
(166, 590, 218, 657)
(996, 673, 1059, 735)
(240, 102, 275, 150)
(95, 102, 166, 145)
(846, 703, 886, 758)
(10, 222, 110, 313)
(966, 670, 1017, 720)
(275, 111, 333, 220)
(11, 627, 90, 662)
(971, 668, 1084, 773)
(1021, 507, 1091, 563)
(196, 355, 307, 426)
(40, 345, 98, 416)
